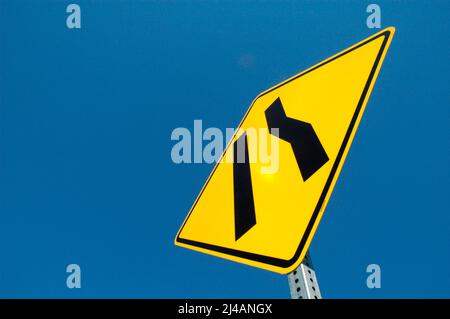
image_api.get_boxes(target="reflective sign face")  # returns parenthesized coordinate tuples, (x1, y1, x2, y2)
(175, 28, 395, 274)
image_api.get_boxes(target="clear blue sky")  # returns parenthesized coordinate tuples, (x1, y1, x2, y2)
(0, 1, 448, 298)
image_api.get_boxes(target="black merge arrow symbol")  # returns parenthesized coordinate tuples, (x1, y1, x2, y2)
(265, 97, 329, 181)
(233, 97, 329, 241)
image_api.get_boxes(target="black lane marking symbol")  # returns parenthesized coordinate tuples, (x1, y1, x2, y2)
(176, 30, 390, 268)
(265, 97, 329, 181)
(233, 98, 329, 241)
(233, 132, 256, 241)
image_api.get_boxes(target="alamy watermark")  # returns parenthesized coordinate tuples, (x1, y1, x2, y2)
(66, 4, 81, 29)
(366, 264, 381, 289)
(170, 120, 280, 174)
(66, 264, 81, 289)
(366, 4, 381, 29)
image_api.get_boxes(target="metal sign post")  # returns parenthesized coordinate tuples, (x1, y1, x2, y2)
(287, 252, 322, 299)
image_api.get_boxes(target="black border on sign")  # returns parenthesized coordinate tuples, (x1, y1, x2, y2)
(176, 30, 392, 269)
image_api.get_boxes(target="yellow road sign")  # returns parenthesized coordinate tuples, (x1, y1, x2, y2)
(175, 28, 395, 274)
